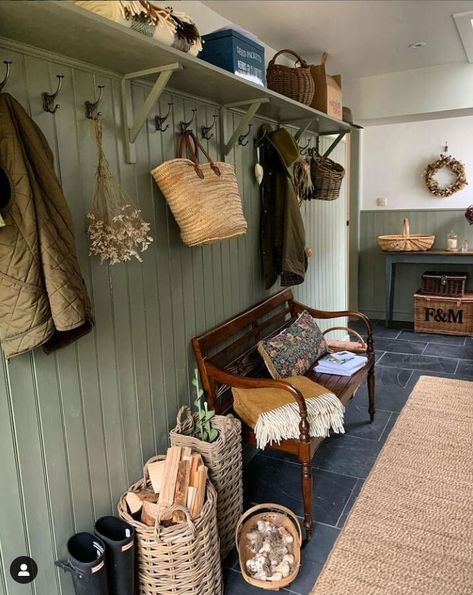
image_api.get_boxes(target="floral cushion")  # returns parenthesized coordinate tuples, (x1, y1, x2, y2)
(257, 310, 328, 379)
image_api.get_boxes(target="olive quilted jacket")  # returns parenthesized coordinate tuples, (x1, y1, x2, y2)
(0, 93, 93, 358)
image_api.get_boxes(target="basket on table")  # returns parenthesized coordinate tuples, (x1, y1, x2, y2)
(170, 406, 243, 559)
(323, 326, 367, 354)
(117, 455, 222, 595)
(378, 218, 435, 252)
(236, 504, 302, 591)
(310, 151, 345, 201)
(267, 49, 315, 105)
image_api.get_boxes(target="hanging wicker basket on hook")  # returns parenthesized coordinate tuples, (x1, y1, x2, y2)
(424, 154, 467, 197)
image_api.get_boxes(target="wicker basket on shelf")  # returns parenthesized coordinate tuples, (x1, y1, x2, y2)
(267, 49, 315, 105)
(170, 406, 243, 559)
(377, 218, 435, 252)
(117, 455, 223, 595)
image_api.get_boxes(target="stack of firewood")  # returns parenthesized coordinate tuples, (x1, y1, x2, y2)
(125, 446, 208, 527)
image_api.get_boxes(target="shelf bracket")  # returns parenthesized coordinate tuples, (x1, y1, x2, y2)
(121, 62, 182, 163)
(221, 98, 269, 158)
(323, 132, 346, 158)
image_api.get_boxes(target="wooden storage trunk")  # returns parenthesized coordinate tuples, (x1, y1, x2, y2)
(421, 271, 468, 297)
(414, 292, 473, 336)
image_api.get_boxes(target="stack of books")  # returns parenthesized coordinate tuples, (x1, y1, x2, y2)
(315, 351, 368, 376)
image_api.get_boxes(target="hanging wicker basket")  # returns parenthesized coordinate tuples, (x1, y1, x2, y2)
(236, 503, 302, 591)
(170, 406, 243, 559)
(267, 49, 315, 105)
(310, 151, 345, 201)
(117, 455, 223, 595)
(378, 218, 435, 252)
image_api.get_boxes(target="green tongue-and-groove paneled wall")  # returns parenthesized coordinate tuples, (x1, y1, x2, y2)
(0, 40, 348, 595)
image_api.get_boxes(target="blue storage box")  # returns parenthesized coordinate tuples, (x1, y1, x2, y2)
(200, 27, 265, 86)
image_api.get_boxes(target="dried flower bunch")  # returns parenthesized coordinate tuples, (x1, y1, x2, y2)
(424, 153, 467, 197)
(245, 519, 296, 583)
(465, 205, 473, 225)
(88, 119, 153, 264)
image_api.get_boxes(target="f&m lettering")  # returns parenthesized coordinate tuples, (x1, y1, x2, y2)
(424, 307, 463, 324)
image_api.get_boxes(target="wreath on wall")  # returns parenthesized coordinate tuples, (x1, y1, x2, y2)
(424, 154, 467, 197)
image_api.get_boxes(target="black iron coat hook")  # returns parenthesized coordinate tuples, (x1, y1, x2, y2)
(0, 60, 12, 93)
(201, 114, 218, 140)
(298, 138, 312, 155)
(155, 102, 173, 132)
(180, 109, 197, 133)
(85, 85, 105, 120)
(238, 124, 252, 146)
(42, 74, 64, 113)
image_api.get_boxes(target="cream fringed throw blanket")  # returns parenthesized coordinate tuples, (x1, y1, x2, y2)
(232, 376, 344, 449)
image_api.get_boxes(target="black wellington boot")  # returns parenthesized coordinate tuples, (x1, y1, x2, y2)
(95, 516, 135, 595)
(55, 532, 109, 595)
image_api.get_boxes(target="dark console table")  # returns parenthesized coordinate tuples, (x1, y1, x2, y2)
(384, 250, 473, 327)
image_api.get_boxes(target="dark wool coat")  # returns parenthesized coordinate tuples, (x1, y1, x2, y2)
(0, 93, 93, 358)
(259, 124, 307, 289)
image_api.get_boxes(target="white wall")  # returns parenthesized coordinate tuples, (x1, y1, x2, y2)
(362, 115, 473, 210)
(348, 62, 473, 124)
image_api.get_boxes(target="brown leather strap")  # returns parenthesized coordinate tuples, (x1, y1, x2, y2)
(178, 131, 221, 177)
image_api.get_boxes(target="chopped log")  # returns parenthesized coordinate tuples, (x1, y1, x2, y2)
(191, 464, 208, 518)
(125, 492, 143, 515)
(148, 460, 166, 494)
(141, 500, 160, 527)
(160, 446, 181, 509)
(173, 459, 191, 522)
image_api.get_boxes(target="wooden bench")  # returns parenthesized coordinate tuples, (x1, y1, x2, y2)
(192, 288, 375, 540)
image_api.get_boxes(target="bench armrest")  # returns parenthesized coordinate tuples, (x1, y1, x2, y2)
(205, 360, 311, 441)
(293, 300, 374, 353)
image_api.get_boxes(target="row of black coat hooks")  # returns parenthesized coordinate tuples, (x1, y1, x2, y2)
(1, 60, 253, 144)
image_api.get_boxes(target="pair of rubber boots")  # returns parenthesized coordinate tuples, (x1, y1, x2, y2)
(55, 516, 134, 595)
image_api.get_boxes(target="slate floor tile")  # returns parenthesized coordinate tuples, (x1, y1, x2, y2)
(374, 338, 427, 355)
(244, 455, 357, 526)
(377, 352, 458, 374)
(455, 360, 473, 378)
(343, 401, 391, 440)
(350, 320, 401, 340)
(379, 412, 399, 443)
(224, 569, 281, 594)
(397, 330, 466, 345)
(312, 434, 383, 479)
(337, 478, 364, 527)
(355, 366, 413, 412)
(283, 560, 324, 594)
(423, 342, 473, 360)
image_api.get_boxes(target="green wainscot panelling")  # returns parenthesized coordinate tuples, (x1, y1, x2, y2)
(0, 40, 348, 595)
(359, 209, 473, 321)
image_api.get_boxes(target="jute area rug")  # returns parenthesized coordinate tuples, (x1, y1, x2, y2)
(311, 375, 473, 595)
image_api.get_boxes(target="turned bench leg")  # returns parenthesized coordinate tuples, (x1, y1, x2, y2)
(368, 365, 376, 422)
(301, 459, 313, 540)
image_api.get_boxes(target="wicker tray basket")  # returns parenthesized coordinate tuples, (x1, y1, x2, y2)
(378, 218, 435, 252)
(236, 503, 302, 591)
(267, 49, 315, 105)
(118, 455, 223, 595)
(170, 406, 243, 560)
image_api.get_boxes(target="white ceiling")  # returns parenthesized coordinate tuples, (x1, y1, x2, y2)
(202, 0, 473, 78)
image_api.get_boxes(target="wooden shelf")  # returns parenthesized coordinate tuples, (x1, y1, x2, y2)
(0, 1, 351, 136)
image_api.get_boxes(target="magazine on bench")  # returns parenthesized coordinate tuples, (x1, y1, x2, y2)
(314, 351, 368, 376)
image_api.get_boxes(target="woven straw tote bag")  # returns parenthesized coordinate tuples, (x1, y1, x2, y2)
(118, 455, 223, 595)
(151, 131, 247, 246)
(170, 406, 243, 559)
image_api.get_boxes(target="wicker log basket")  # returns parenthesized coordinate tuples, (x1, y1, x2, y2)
(170, 406, 243, 559)
(378, 218, 435, 252)
(118, 455, 223, 595)
(236, 503, 302, 591)
(267, 49, 315, 105)
(310, 151, 345, 201)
